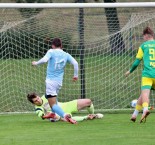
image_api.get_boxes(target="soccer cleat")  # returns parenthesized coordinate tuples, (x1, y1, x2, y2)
(130, 114, 137, 122)
(87, 113, 104, 120)
(130, 117, 136, 122)
(149, 106, 154, 110)
(140, 110, 150, 123)
(87, 114, 96, 120)
(64, 114, 77, 124)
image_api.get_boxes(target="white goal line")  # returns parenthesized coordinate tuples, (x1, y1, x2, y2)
(0, 2, 155, 8)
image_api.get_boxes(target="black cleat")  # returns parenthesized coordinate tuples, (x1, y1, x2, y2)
(140, 110, 150, 123)
(130, 117, 136, 122)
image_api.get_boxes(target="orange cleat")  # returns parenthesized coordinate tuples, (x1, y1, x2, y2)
(64, 114, 77, 124)
(149, 106, 154, 110)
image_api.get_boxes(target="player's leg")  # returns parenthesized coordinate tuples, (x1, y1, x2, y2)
(46, 95, 65, 117)
(72, 113, 104, 121)
(47, 96, 63, 117)
(77, 99, 94, 114)
(46, 80, 77, 124)
(140, 89, 150, 123)
(47, 96, 77, 124)
(72, 116, 88, 121)
(59, 100, 93, 121)
(60, 100, 103, 121)
(139, 77, 152, 123)
(130, 96, 142, 122)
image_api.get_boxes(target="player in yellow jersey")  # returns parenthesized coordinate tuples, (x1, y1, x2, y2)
(125, 27, 155, 123)
(27, 92, 103, 122)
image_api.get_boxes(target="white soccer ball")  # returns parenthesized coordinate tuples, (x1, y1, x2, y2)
(95, 113, 104, 119)
(130, 99, 138, 108)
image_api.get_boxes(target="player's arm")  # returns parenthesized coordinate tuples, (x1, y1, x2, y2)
(129, 59, 141, 73)
(125, 47, 143, 76)
(67, 54, 78, 81)
(35, 107, 45, 119)
(32, 50, 52, 66)
(35, 107, 57, 121)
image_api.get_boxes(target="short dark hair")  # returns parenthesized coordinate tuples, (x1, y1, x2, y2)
(27, 92, 37, 104)
(143, 26, 154, 37)
(52, 38, 62, 48)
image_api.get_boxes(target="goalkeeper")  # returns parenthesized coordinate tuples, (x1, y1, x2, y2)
(27, 92, 103, 122)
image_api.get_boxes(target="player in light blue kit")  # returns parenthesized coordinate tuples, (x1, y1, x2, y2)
(32, 38, 78, 124)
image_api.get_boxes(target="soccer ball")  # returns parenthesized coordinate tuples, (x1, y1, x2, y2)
(130, 99, 138, 108)
(95, 113, 104, 119)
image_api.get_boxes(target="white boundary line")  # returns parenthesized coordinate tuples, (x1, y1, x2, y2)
(0, 109, 134, 115)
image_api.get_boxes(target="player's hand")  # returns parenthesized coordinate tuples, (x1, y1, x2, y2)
(125, 71, 130, 77)
(42, 113, 56, 119)
(73, 77, 78, 82)
(32, 61, 37, 66)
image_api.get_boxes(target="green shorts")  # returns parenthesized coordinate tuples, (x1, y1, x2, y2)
(58, 100, 78, 115)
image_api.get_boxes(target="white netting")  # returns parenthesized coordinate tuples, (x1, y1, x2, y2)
(0, 6, 155, 113)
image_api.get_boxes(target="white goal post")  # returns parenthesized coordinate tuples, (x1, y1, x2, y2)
(1, 2, 155, 113)
(1, 3, 155, 8)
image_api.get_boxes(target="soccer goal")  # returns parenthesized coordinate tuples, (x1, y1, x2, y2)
(1, 2, 155, 113)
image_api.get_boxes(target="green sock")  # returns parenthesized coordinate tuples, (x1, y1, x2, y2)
(87, 103, 94, 114)
(148, 106, 154, 110)
(72, 116, 87, 122)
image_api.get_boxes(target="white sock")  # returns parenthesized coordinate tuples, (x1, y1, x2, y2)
(132, 110, 139, 117)
(143, 107, 148, 113)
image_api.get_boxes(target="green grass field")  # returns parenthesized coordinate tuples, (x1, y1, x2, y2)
(0, 113, 155, 145)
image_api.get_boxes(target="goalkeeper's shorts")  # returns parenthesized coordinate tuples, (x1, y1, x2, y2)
(59, 100, 78, 115)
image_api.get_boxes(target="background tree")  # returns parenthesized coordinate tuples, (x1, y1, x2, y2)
(16, 0, 52, 18)
(104, 0, 125, 55)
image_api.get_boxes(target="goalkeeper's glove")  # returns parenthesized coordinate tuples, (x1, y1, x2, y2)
(42, 113, 56, 119)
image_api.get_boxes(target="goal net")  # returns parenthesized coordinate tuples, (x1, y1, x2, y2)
(1, 3, 155, 113)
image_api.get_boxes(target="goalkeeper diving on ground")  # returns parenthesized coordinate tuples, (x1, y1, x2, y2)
(27, 92, 103, 122)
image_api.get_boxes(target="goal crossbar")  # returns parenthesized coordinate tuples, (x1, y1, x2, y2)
(0, 2, 155, 8)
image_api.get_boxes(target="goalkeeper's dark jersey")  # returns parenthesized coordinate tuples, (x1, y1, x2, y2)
(136, 40, 155, 78)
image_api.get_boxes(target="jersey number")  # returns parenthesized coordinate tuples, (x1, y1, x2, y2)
(149, 48, 155, 60)
(55, 59, 65, 70)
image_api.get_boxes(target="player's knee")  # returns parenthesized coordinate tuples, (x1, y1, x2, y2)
(86, 99, 92, 106)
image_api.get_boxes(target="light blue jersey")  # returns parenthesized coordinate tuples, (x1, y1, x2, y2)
(36, 49, 78, 82)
